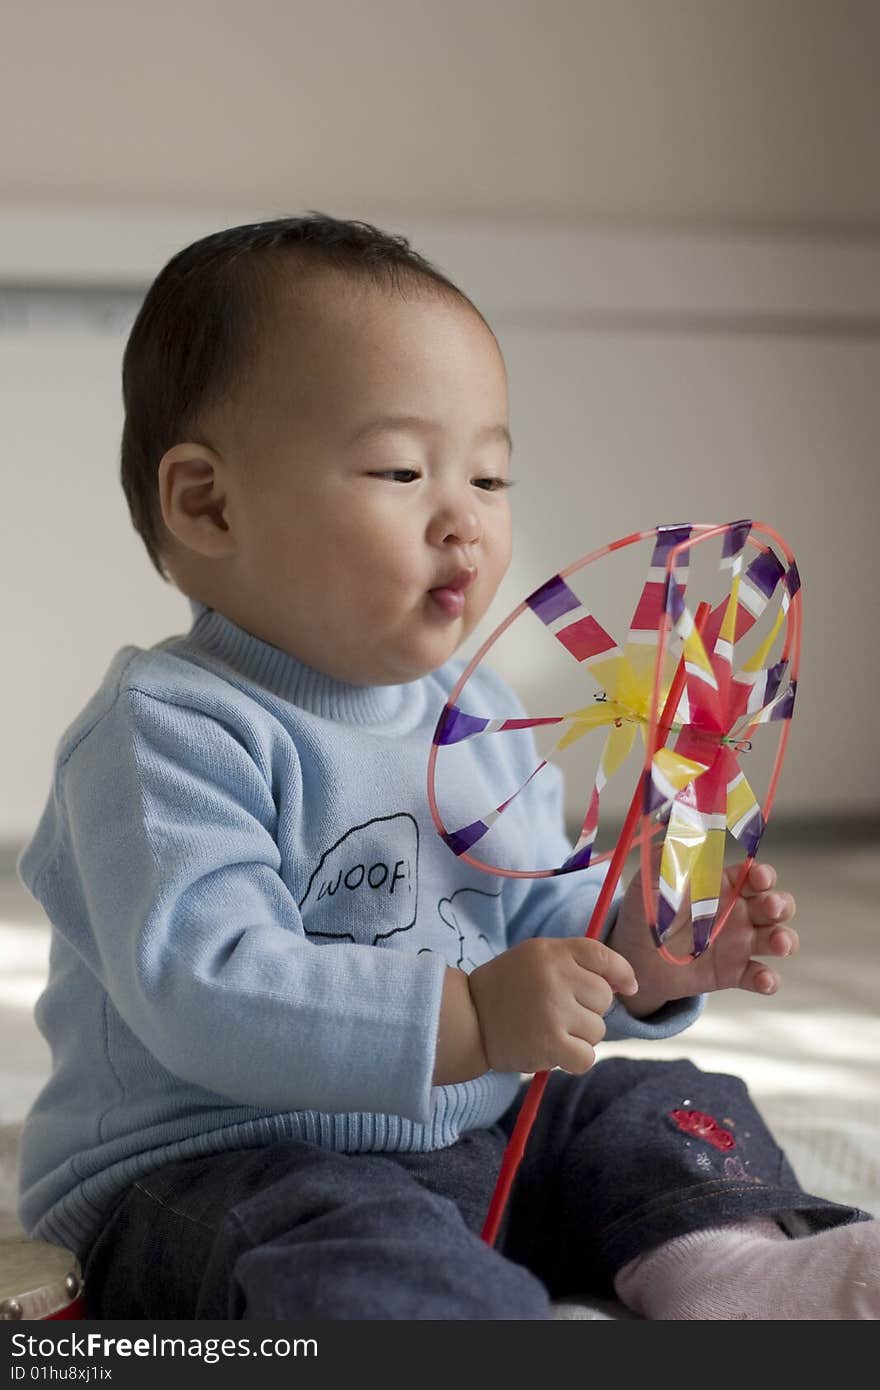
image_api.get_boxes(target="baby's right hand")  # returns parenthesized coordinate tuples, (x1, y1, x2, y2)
(468, 937, 639, 1075)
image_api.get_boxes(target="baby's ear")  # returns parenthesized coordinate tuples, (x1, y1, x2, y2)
(158, 444, 236, 559)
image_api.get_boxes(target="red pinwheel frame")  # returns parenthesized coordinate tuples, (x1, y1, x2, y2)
(426, 520, 801, 1244)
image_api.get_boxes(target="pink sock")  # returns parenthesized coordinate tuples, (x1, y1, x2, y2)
(614, 1217, 879, 1320)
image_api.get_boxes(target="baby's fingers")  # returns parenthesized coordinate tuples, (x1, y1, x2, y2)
(740, 861, 777, 895)
(738, 959, 781, 996)
(570, 938, 638, 997)
(752, 922, 799, 958)
(748, 889, 796, 928)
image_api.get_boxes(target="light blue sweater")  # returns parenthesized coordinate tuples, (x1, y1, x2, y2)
(17, 600, 702, 1256)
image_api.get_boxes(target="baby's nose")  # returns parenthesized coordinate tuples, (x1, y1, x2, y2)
(442, 516, 480, 547)
(429, 500, 481, 548)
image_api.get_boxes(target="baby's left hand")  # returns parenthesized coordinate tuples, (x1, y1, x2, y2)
(606, 859, 798, 1019)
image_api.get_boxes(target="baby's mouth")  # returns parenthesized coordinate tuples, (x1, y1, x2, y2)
(428, 568, 477, 618)
(429, 587, 466, 617)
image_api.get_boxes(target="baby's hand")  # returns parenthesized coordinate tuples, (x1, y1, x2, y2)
(607, 858, 798, 1018)
(468, 936, 638, 1075)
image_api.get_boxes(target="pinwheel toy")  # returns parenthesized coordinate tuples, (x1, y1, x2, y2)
(426, 520, 801, 1244)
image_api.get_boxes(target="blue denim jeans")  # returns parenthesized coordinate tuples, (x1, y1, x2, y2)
(82, 1058, 865, 1319)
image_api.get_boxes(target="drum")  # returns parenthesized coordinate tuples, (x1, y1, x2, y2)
(0, 1237, 85, 1319)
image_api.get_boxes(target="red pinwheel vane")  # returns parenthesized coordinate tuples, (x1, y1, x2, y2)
(426, 520, 801, 1242)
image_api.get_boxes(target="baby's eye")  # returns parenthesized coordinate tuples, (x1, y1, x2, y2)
(369, 469, 421, 483)
(472, 477, 513, 492)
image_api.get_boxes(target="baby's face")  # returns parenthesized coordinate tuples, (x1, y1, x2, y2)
(216, 280, 513, 685)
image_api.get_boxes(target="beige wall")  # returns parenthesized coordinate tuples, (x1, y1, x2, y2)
(2, 2, 879, 233)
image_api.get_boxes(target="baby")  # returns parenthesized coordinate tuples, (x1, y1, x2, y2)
(17, 214, 876, 1319)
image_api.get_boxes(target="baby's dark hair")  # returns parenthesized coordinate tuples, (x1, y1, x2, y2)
(120, 212, 477, 580)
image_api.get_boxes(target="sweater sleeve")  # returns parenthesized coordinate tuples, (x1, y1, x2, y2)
(48, 688, 447, 1121)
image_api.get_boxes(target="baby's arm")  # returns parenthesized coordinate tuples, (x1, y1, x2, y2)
(433, 936, 638, 1084)
(433, 966, 487, 1084)
(608, 854, 798, 1017)
(42, 687, 447, 1122)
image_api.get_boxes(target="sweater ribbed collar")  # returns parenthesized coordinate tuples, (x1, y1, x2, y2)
(183, 600, 427, 727)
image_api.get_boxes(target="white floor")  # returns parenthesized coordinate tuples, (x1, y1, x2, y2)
(2, 842, 879, 1234)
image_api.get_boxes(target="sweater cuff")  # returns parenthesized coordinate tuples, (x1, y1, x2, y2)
(603, 991, 705, 1042)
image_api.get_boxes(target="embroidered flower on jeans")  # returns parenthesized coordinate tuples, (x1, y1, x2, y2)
(724, 1155, 750, 1181)
(669, 1108, 736, 1152)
